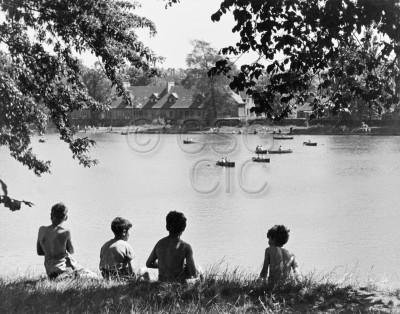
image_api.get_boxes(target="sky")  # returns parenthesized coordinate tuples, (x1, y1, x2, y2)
(81, 0, 258, 69)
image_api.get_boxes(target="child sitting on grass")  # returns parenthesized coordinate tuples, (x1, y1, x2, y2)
(99, 217, 135, 280)
(146, 211, 202, 282)
(37, 203, 97, 279)
(259, 225, 298, 284)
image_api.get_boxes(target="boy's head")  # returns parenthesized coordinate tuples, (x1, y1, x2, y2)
(111, 217, 132, 239)
(267, 225, 290, 247)
(51, 203, 68, 223)
(166, 211, 187, 235)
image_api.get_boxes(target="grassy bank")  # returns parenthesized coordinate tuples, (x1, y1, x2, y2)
(1, 267, 399, 313)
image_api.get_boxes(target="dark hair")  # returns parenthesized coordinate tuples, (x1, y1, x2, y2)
(111, 217, 132, 237)
(267, 225, 290, 247)
(166, 211, 187, 235)
(51, 203, 68, 219)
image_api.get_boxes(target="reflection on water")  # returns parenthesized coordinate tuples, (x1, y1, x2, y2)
(0, 133, 399, 283)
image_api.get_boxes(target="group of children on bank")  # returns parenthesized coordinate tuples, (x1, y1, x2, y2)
(37, 203, 298, 283)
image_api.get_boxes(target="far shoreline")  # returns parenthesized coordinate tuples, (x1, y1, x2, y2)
(66, 124, 400, 136)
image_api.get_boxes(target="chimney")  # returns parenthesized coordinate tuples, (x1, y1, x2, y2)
(167, 81, 175, 92)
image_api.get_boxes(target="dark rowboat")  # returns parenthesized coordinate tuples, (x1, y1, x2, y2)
(255, 149, 268, 154)
(268, 149, 293, 154)
(216, 161, 235, 167)
(273, 135, 294, 140)
(303, 142, 317, 146)
(183, 139, 199, 144)
(252, 157, 270, 163)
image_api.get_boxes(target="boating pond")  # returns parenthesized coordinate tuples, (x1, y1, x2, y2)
(1, 132, 400, 283)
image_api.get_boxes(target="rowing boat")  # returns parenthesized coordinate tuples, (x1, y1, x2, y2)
(216, 161, 235, 167)
(268, 149, 293, 154)
(303, 142, 317, 146)
(273, 135, 294, 140)
(255, 149, 268, 154)
(252, 157, 270, 163)
(183, 139, 199, 144)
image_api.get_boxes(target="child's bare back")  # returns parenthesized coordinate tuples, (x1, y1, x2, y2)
(37, 224, 73, 259)
(262, 246, 297, 282)
(147, 235, 196, 282)
(146, 211, 199, 282)
(36, 203, 75, 278)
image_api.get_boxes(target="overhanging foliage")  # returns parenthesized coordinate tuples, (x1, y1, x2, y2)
(0, 0, 162, 210)
(165, 0, 400, 120)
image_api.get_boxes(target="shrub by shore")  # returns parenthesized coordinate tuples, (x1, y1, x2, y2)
(1, 267, 399, 313)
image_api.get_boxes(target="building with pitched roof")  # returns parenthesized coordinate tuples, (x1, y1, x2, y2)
(235, 91, 299, 120)
(70, 81, 255, 126)
(296, 103, 315, 119)
(70, 82, 209, 125)
(235, 91, 256, 120)
(235, 91, 298, 120)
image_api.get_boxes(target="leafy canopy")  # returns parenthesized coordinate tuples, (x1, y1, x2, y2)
(0, 0, 160, 173)
(183, 40, 238, 121)
(0, 0, 161, 210)
(165, 0, 400, 120)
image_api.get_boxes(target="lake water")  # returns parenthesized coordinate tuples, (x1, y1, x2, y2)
(1, 132, 399, 283)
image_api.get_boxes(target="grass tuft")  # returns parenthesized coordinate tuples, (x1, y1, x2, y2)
(0, 266, 399, 313)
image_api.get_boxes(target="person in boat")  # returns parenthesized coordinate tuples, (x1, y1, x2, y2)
(259, 225, 298, 284)
(37, 203, 98, 279)
(146, 211, 203, 283)
(308, 140, 311, 143)
(279, 145, 282, 151)
(99, 217, 135, 280)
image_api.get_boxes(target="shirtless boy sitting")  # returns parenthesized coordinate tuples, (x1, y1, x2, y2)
(259, 225, 298, 284)
(146, 211, 201, 282)
(37, 203, 76, 279)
